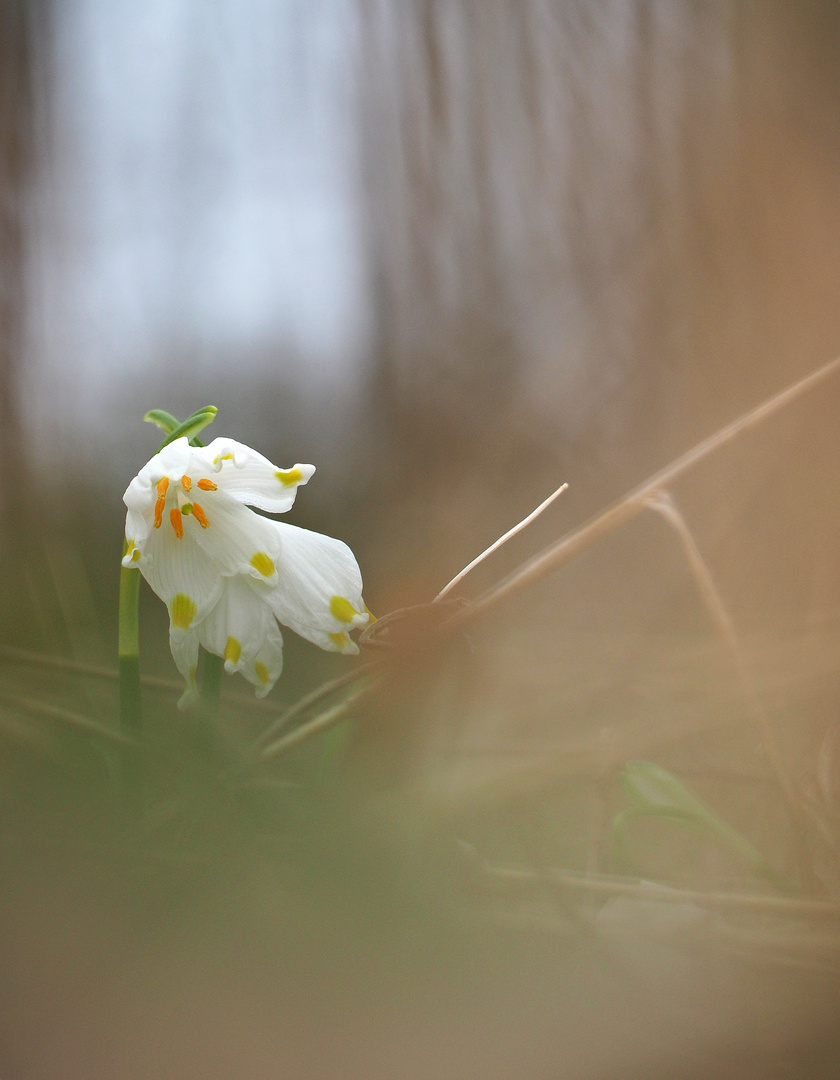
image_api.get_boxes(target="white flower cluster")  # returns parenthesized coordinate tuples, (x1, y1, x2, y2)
(122, 436, 369, 706)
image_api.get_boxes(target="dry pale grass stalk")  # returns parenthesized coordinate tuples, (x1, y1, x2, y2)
(434, 482, 568, 601)
(644, 492, 819, 892)
(254, 666, 376, 752)
(259, 679, 377, 761)
(264, 354, 840, 800)
(448, 352, 840, 633)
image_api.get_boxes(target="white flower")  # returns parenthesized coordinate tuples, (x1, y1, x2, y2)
(122, 436, 370, 706)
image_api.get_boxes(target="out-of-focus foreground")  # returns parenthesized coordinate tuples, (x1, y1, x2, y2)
(2, 2, 840, 1077)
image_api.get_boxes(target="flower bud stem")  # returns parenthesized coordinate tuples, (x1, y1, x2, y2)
(118, 551, 143, 819)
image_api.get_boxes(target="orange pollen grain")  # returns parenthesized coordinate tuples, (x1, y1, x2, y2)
(192, 502, 210, 528)
(154, 498, 166, 528)
(197, 478, 217, 491)
(156, 476, 169, 499)
(181, 474, 192, 492)
(170, 507, 184, 538)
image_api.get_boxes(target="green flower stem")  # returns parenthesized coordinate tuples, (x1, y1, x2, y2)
(118, 560, 141, 735)
(118, 554, 142, 818)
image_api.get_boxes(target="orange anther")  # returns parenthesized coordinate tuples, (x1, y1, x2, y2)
(197, 478, 217, 491)
(156, 476, 169, 499)
(170, 507, 184, 538)
(192, 502, 210, 528)
(154, 498, 165, 528)
(181, 474, 192, 492)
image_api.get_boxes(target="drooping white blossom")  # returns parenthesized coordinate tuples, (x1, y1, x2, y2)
(122, 436, 370, 706)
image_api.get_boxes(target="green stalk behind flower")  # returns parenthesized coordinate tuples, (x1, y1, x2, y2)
(118, 542, 142, 817)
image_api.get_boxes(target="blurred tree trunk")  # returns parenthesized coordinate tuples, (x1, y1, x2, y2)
(356, 0, 737, 594)
(359, 0, 736, 442)
(356, 2, 840, 620)
(0, 0, 39, 539)
(0, 0, 48, 648)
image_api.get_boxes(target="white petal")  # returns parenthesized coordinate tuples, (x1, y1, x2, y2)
(122, 508, 151, 566)
(183, 488, 284, 584)
(290, 625, 361, 655)
(156, 437, 193, 475)
(200, 436, 314, 514)
(200, 437, 251, 470)
(253, 522, 370, 637)
(196, 575, 277, 675)
(139, 524, 224, 629)
(125, 507, 149, 543)
(123, 473, 154, 515)
(236, 622, 284, 697)
(169, 625, 200, 709)
(123, 437, 192, 512)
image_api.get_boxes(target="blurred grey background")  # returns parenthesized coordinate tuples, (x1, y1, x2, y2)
(0, 12, 836, 484)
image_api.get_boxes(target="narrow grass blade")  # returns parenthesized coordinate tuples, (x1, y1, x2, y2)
(612, 759, 784, 886)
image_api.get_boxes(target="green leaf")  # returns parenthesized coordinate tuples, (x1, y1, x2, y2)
(156, 406, 219, 451)
(613, 759, 782, 885)
(622, 759, 726, 820)
(143, 409, 181, 436)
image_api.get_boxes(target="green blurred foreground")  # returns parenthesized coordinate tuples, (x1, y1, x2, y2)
(2, 382, 840, 1078)
(0, 601, 839, 1078)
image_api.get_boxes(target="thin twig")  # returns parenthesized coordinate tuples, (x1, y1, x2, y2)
(435, 482, 568, 601)
(645, 492, 819, 892)
(0, 689, 134, 746)
(252, 662, 378, 751)
(0, 645, 282, 711)
(446, 352, 840, 634)
(0, 644, 151, 684)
